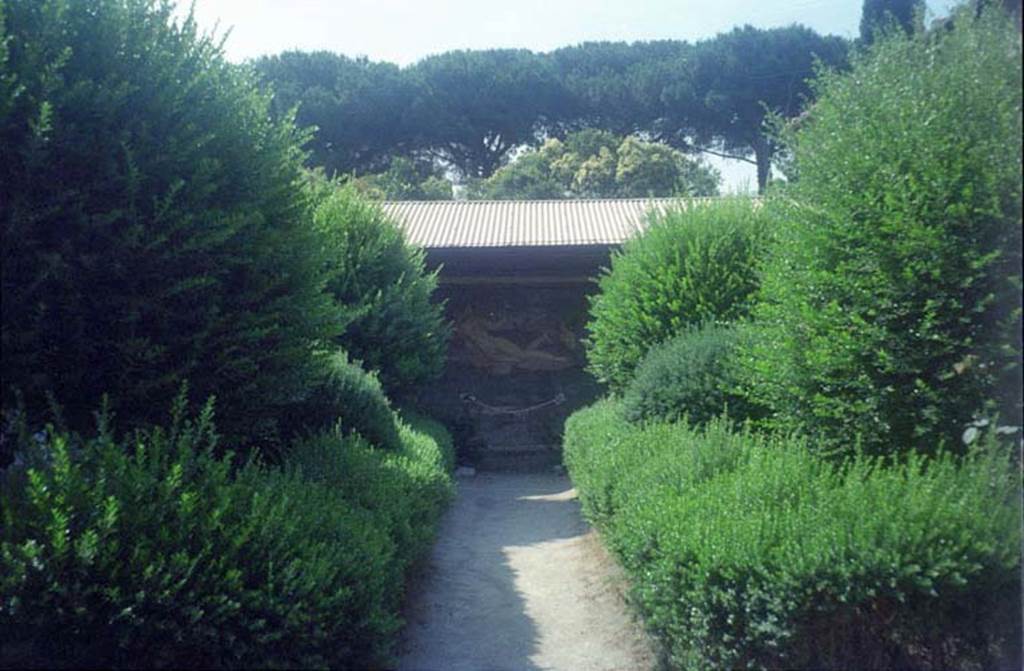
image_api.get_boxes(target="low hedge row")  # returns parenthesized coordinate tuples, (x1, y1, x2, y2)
(621, 321, 759, 427)
(563, 400, 1022, 670)
(0, 397, 453, 669)
(282, 351, 402, 451)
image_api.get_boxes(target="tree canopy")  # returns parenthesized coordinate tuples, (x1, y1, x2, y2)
(353, 157, 453, 200)
(407, 49, 567, 178)
(253, 25, 850, 195)
(547, 41, 692, 137)
(254, 51, 420, 176)
(662, 25, 848, 191)
(468, 130, 720, 199)
(860, 0, 926, 43)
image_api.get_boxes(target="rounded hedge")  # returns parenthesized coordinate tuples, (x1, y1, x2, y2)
(0, 1, 340, 449)
(284, 351, 402, 451)
(313, 186, 450, 394)
(622, 321, 758, 426)
(742, 7, 1023, 455)
(585, 198, 767, 392)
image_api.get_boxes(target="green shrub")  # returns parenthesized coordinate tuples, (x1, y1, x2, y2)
(287, 419, 453, 572)
(395, 407, 458, 475)
(1, 395, 454, 668)
(622, 321, 759, 426)
(284, 351, 401, 451)
(563, 400, 748, 530)
(313, 186, 450, 393)
(0, 1, 341, 450)
(563, 402, 1022, 670)
(585, 198, 767, 392)
(742, 7, 1023, 455)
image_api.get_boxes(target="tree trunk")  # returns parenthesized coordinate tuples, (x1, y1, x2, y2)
(753, 137, 772, 194)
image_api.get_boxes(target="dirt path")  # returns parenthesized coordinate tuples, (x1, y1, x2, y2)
(396, 472, 656, 671)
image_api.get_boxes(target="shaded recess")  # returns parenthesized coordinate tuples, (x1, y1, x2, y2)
(404, 247, 608, 470)
(386, 199, 694, 469)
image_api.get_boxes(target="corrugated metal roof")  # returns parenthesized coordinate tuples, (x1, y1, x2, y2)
(380, 198, 715, 249)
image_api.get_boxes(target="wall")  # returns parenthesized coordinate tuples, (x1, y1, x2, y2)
(405, 278, 605, 468)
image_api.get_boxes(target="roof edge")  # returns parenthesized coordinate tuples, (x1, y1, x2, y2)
(380, 196, 725, 206)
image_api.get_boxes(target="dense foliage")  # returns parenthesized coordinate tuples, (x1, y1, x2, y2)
(0, 0, 340, 450)
(665, 25, 849, 191)
(283, 352, 402, 451)
(409, 49, 567, 178)
(621, 322, 757, 426)
(742, 8, 1023, 455)
(0, 398, 454, 669)
(860, 0, 925, 43)
(469, 130, 720, 199)
(547, 41, 691, 137)
(1, 3, 460, 669)
(586, 198, 767, 391)
(354, 156, 453, 201)
(253, 30, 849, 187)
(567, 12, 1022, 671)
(564, 401, 1022, 671)
(313, 187, 450, 393)
(253, 51, 420, 176)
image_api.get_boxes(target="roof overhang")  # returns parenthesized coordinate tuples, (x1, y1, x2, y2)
(381, 198, 706, 249)
(425, 244, 613, 285)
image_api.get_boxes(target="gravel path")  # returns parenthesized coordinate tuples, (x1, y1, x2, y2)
(396, 472, 656, 671)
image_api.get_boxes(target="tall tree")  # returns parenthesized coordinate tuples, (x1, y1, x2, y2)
(253, 51, 420, 176)
(663, 25, 848, 193)
(469, 130, 720, 199)
(860, 0, 926, 43)
(546, 41, 691, 137)
(354, 157, 453, 200)
(252, 30, 848, 193)
(408, 49, 567, 179)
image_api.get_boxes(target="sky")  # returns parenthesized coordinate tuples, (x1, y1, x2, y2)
(179, 0, 957, 191)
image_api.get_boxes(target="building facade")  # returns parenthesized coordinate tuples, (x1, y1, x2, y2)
(382, 198, 702, 469)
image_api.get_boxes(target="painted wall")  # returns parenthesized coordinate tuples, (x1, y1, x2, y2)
(404, 280, 605, 467)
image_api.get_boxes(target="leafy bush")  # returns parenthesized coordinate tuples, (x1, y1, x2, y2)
(563, 401, 1022, 670)
(0, 0, 341, 449)
(585, 198, 767, 392)
(396, 407, 457, 475)
(622, 321, 759, 426)
(283, 351, 401, 451)
(1, 395, 454, 668)
(313, 186, 450, 393)
(742, 7, 1023, 455)
(288, 413, 455, 574)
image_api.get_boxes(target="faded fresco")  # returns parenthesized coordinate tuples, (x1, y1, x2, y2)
(406, 283, 604, 468)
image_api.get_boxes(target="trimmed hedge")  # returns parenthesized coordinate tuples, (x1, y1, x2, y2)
(0, 0, 341, 451)
(622, 321, 759, 426)
(743, 7, 1023, 455)
(585, 198, 767, 392)
(563, 400, 1022, 670)
(0, 397, 454, 669)
(313, 186, 450, 394)
(282, 351, 402, 451)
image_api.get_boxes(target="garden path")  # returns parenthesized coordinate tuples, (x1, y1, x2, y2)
(396, 472, 655, 671)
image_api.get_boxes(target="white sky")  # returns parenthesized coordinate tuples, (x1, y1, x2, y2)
(179, 0, 956, 191)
